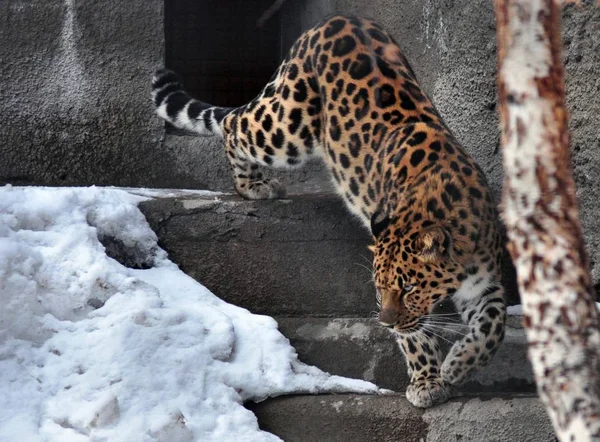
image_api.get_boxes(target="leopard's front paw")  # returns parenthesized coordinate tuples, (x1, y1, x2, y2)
(241, 179, 286, 199)
(441, 344, 479, 386)
(405, 377, 457, 408)
(441, 355, 468, 386)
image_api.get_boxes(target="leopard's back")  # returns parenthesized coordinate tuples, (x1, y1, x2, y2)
(226, 16, 454, 219)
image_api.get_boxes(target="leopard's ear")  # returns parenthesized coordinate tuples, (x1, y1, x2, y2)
(370, 209, 390, 238)
(414, 226, 451, 263)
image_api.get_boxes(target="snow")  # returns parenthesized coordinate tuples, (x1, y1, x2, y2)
(507, 303, 600, 317)
(507, 305, 523, 316)
(0, 186, 383, 442)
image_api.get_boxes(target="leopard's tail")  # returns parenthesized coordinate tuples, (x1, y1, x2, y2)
(152, 69, 235, 138)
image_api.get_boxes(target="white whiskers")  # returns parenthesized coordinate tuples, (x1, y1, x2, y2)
(419, 328, 456, 346)
(422, 323, 469, 338)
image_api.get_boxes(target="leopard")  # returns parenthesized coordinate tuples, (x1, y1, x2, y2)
(152, 14, 506, 408)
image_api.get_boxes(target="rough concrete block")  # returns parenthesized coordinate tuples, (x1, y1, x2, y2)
(562, 5, 600, 287)
(246, 393, 554, 442)
(139, 194, 520, 316)
(276, 316, 534, 393)
(139, 193, 377, 317)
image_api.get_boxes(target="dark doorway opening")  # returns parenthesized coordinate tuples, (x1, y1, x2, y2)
(165, 0, 283, 108)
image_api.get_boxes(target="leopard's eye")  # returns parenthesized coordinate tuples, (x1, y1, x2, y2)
(404, 284, 414, 292)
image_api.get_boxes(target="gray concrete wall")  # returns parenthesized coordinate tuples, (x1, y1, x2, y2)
(1, 1, 599, 284)
(0, 0, 171, 187)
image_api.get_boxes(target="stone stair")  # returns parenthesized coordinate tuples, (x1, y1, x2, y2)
(247, 394, 554, 442)
(139, 191, 554, 441)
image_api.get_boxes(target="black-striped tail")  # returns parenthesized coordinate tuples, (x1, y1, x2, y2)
(152, 69, 235, 138)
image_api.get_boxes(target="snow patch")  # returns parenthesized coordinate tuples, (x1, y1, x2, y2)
(331, 400, 344, 413)
(296, 320, 372, 342)
(0, 186, 382, 442)
(507, 303, 600, 316)
(507, 305, 523, 316)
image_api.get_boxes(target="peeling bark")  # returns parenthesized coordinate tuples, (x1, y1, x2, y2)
(494, 0, 600, 440)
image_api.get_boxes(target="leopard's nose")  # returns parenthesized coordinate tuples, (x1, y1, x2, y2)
(379, 308, 398, 328)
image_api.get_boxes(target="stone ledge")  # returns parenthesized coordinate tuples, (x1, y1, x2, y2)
(246, 393, 554, 442)
(276, 316, 534, 394)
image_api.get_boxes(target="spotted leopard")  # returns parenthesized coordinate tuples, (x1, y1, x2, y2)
(152, 14, 506, 408)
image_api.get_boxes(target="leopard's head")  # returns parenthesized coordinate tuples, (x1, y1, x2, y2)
(370, 212, 463, 334)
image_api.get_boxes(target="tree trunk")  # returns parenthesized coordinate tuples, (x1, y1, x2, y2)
(494, 0, 600, 440)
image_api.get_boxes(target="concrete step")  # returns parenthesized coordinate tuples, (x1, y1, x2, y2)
(139, 193, 519, 317)
(246, 393, 554, 442)
(276, 316, 534, 394)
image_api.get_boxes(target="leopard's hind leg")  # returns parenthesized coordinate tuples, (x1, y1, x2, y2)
(223, 132, 287, 200)
(222, 106, 317, 199)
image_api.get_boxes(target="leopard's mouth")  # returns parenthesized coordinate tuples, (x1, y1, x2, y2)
(380, 320, 421, 334)
(393, 323, 421, 334)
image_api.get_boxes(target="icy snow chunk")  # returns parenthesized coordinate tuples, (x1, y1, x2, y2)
(64, 392, 121, 430)
(149, 412, 194, 442)
(86, 196, 162, 269)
